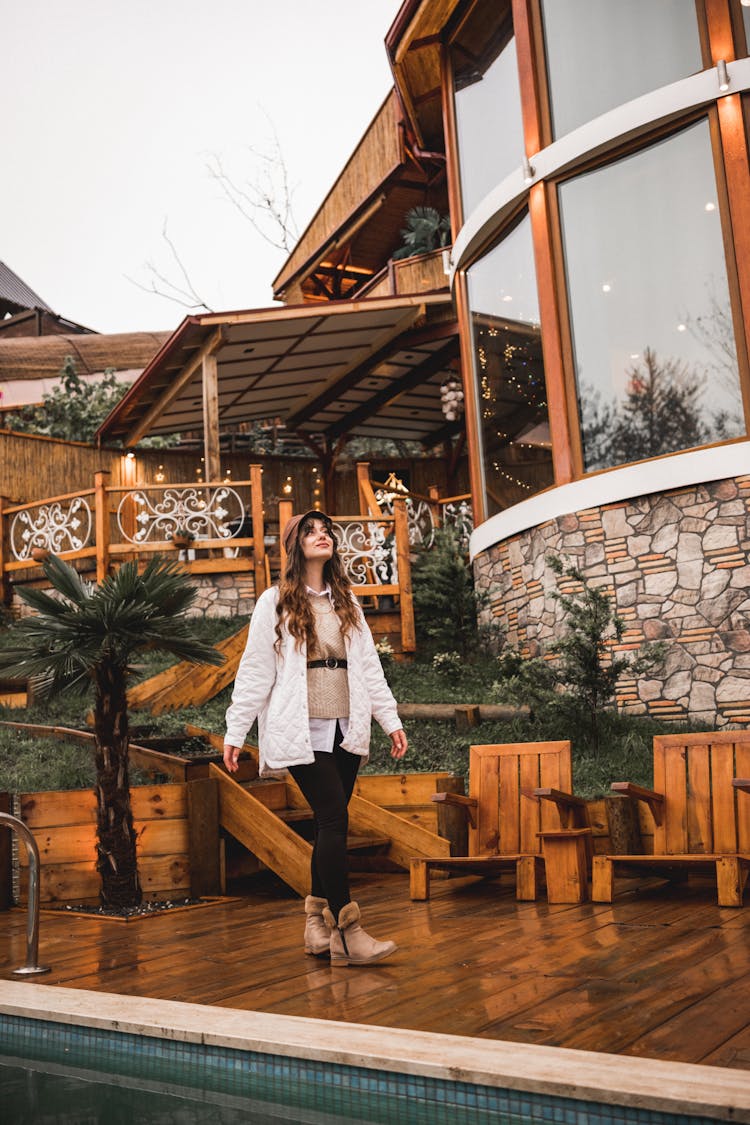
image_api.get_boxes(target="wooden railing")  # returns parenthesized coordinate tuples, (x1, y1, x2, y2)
(0, 464, 268, 603)
(277, 495, 415, 653)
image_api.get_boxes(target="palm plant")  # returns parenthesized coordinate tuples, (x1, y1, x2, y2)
(0, 555, 224, 908)
(391, 206, 451, 261)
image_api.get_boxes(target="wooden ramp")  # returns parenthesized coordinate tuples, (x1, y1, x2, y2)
(128, 626, 248, 714)
(208, 759, 451, 898)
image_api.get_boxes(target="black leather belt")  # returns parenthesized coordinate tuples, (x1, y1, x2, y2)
(307, 658, 348, 669)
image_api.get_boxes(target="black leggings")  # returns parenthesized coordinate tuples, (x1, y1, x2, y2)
(289, 723, 360, 918)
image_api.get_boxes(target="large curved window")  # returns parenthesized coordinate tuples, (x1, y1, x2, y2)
(559, 119, 746, 473)
(466, 214, 554, 517)
(541, 0, 702, 139)
(451, 0, 524, 218)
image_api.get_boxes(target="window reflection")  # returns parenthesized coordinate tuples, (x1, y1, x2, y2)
(451, 0, 524, 218)
(466, 214, 554, 517)
(541, 0, 702, 139)
(558, 119, 745, 473)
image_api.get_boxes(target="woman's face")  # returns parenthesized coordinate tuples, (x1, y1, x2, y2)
(299, 518, 335, 563)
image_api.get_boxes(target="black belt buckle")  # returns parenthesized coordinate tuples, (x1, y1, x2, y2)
(325, 657, 339, 669)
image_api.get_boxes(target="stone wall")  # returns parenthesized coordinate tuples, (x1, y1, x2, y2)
(185, 573, 256, 619)
(12, 572, 256, 621)
(473, 474, 750, 728)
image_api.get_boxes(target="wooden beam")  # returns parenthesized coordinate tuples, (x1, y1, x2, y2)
(124, 327, 225, 446)
(285, 305, 425, 429)
(209, 763, 312, 897)
(94, 470, 110, 584)
(325, 338, 459, 440)
(202, 350, 221, 484)
(250, 463, 266, 596)
(393, 497, 416, 653)
(347, 794, 450, 869)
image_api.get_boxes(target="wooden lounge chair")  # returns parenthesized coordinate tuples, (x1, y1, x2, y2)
(592, 731, 750, 908)
(409, 741, 591, 903)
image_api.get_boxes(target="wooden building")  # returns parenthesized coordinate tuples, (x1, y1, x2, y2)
(96, 1, 750, 728)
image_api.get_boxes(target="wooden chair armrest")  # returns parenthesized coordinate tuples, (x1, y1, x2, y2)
(733, 778, 750, 793)
(533, 787, 586, 809)
(431, 791, 478, 829)
(532, 787, 588, 829)
(611, 781, 664, 825)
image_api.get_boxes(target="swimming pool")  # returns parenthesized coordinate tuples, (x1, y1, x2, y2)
(0, 982, 746, 1124)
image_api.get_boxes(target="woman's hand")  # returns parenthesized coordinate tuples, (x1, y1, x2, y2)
(223, 743, 241, 773)
(389, 729, 408, 760)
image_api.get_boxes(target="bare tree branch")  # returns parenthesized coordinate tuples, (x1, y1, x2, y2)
(126, 220, 213, 312)
(207, 113, 299, 252)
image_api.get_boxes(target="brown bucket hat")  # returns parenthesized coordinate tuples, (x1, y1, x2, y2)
(282, 509, 332, 555)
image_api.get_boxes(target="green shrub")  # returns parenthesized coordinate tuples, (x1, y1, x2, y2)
(411, 528, 489, 657)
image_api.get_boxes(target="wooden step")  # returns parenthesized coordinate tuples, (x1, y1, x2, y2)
(277, 809, 314, 824)
(346, 835, 391, 852)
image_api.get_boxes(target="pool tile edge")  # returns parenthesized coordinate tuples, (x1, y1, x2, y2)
(1, 981, 747, 1122)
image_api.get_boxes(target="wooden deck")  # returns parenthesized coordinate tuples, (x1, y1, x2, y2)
(2, 871, 749, 1071)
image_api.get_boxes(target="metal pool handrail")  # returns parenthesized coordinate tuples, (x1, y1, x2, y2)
(0, 812, 51, 976)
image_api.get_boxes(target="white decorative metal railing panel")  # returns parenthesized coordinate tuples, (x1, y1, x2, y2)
(117, 486, 246, 544)
(10, 497, 93, 560)
(441, 499, 474, 553)
(332, 520, 397, 586)
(375, 490, 436, 550)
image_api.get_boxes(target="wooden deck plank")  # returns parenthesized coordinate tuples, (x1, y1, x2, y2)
(1, 872, 749, 1071)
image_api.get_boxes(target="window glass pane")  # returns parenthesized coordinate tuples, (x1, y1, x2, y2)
(451, 0, 525, 217)
(743, 3, 750, 55)
(466, 214, 554, 517)
(541, 0, 702, 138)
(558, 119, 745, 473)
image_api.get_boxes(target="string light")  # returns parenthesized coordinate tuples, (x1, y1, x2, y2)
(155, 464, 165, 483)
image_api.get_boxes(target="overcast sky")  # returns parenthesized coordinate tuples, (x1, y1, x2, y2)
(3, 1, 402, 335)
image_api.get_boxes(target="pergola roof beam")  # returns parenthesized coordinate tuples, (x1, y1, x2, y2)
(124, 327, 225, 447)
(324, 338, 459, 440)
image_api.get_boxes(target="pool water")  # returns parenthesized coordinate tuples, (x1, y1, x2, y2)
(1, 1058, 365, 1124)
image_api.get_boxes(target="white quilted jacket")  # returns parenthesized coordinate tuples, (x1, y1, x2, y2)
(224, 586, 402, 776)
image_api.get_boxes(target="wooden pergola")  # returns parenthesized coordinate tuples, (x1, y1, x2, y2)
(96, 293, 461, 510)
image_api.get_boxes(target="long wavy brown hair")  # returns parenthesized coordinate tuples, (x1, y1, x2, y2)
(275, 515, 361, 652)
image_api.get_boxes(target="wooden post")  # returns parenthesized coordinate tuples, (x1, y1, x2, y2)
(356, 462, 383, 516)
(249, 464, 266, 595)
(605, 794, 643, 854)
(428, 485, 441, 529)
(188, 779, 221, 897)
(0, 497, 10, 608)
(393, 498, 415, 653)
(202, 351, 221, 485)
(94, 470, 111, 584)
(0, 792, 12, 910)
(454, 705, 480, 733)
(435, 776, 468, 857)
(278, 499, 294, 575)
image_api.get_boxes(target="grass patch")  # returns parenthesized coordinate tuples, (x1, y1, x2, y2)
(0, 647, 718, 801)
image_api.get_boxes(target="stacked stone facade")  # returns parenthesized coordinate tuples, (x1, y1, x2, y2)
(473, 474, 750, 728)
(184, 573, 256, 619)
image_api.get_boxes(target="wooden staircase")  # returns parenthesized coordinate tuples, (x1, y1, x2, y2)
(207, 740, 451, 897)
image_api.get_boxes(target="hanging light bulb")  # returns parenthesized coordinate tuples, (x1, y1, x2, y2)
(440, 376, 465, 422)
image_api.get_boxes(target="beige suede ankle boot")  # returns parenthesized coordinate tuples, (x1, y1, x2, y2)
(323, 901, 397, 966)
(304, 895, 331, 956)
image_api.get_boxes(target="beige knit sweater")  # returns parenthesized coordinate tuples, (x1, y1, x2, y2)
(307, 597, 350, 718)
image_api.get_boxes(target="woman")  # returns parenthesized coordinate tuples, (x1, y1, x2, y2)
(223, 509, 407, 966)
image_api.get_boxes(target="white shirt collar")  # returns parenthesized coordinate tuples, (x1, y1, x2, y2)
(306, 584, 332, 600)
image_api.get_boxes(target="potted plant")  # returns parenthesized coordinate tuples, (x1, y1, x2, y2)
(169, 524, 195, 550)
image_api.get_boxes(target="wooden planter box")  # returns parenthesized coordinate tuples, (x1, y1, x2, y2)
(15, 783, 193, 906)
